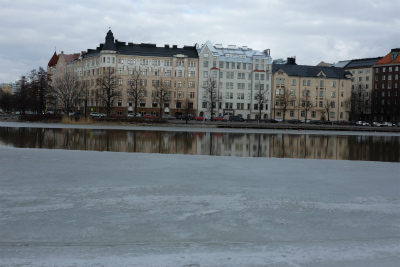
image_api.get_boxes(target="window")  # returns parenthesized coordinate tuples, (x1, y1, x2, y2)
(212, 71, 217, 78)
(118, 78, 123, 85)
(203, 71, 208, 78)
(152, 69, 159, 76)
(203, 61, 209, 67)
(320, 80, 324, 87)
(290, 110, 295, 117)
(330, 112, 335, 119)
(331, 91, 336, 98)
(188, 81, 195, 88)
(290, 89, 296, 96)
(202, 102, 207, 108)
(320, 91, 324, 97)
(189, 92, 195, 98)
(165, 70, 172, 77)
(311, 111, 316, 118)
(188, 71, 195, 78)
(291, 79, 296, 85)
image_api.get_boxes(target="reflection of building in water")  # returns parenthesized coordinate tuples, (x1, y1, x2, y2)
(196, 132, 271, 157)
(0, 128, 398, 161)
(269, 134, 353, 160)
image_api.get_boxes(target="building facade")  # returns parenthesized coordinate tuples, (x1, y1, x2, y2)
(197, 41, 272, 120)
(48, 30, 199, 116)
(372, 48, 400, 123)
(272, 58, 352, 121)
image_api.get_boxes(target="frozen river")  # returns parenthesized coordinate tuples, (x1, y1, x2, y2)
(0, 122, 399, 266)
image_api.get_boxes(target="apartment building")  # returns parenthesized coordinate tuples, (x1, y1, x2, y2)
(197, 41, 272, 120)
(372, 48, 400, 123)
(49, 30, 199, 116)
(272, 58, 352, 121)
(342, 57, 382, 121)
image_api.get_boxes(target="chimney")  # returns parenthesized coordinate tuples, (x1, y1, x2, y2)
(287, 57, 296, 65)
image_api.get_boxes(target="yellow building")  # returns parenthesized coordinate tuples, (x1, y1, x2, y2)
(271, 58, 352, 121)
(48, 30, 199, 116)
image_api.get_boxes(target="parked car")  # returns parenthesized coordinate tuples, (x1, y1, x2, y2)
(229, 116, 245, 122)
(397, 122, 400, 127)
(143, 114, 156, 119)
(212, 116, 228, 122)
(372, 122, 382, 127)
(288, 119, 302, 124)
(356, 121, 370, 126)
(71, 111, 84, 116)
(265, 118, 278, 123)
(110, 113, 123, 118)
(90, 112, 100, 117)
(380, 122, 394, 127)
(194, 116, 204, 121)
(304, 119, 312, 124)
(348, 121, 356, 126)
(310, 120, 323, 125)
(337, 121, 349, 125)
(162, 114, 176, 120)
(275, 118, 284, 122)
(128, 113, 141, 118)
(45, 111, 55, 115)
(204, 115, 211, 121)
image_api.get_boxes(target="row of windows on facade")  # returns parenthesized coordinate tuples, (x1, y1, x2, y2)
(84, 88, 195, 99)
(375, 66, 399, 73)
(85, 99, 194, 109)
(275, 110, 344, 119)
(203, 71, 269, 80)
(79, 67, 197, 78)
(203, 61, 269, 71)
(275, 89, 343, 98)
(375, 91, 399, 98)
(200, 102, 268, 111)
(202, 81, 270, 90)
(275, 99, 340, 109)
(96, 57, 197, 67)
(374, 74, 399, 81)
(374, 82, 399, 89)
(276, 79, 344, 87)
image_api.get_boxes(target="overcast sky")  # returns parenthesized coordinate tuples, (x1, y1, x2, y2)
(1, 0, 399, 83)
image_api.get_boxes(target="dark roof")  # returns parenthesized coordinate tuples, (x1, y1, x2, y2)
(82, 31, 198, 59)
(272, 63, 351, 79)
(102, 30, 116, 51)
(344, 57, 382, 69)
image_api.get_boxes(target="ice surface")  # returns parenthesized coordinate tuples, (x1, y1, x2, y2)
(0, 125, 400, 266)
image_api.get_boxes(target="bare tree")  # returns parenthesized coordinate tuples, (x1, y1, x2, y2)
(152, 78, 171, 118)
(30, 67, 51, 114)
(254, 89, 268, 122)
(346, 83, 370, 121)
(181, 97, 194, 124)
(96, 67, 122, 116)
(323, 98, 334, 122)
(15, 75, 31, 114)
(300, 88, 314, 122)
(51, 71, 81, 114)
(127, 71, 147, 117)
(0, 89, 13, 113)
(202, 78, 222, 120)
(275, 88, 293, 121)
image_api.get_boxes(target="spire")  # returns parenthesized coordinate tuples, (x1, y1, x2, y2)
(48, 51, 59, 67)
(102, 29, 116, 51)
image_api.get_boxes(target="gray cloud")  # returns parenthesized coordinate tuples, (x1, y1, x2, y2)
(1, 0, 399, 82)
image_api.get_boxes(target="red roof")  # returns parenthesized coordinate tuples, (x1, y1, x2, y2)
(375, 50, 400, 65)
(63, 53, 80, 63)
(48, 51, 59, 67)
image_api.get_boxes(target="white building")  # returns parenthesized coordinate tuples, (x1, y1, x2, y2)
(197, 41, 272, 120)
